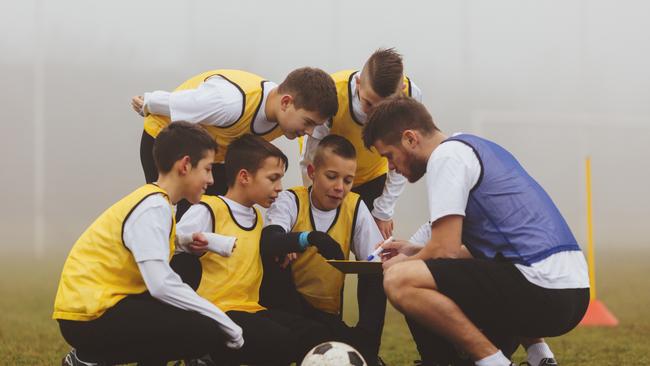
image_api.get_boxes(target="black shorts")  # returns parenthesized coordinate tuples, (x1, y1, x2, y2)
(424, 258, 589, 338)
(351, 173, 387, 213)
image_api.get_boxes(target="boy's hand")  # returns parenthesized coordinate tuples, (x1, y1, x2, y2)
(374, 217, 394, 239)
(188, 232, 209, 255)
(307, 231, 344, 260)
(279, 253, 298, 269)
(131, 95, 146, 116)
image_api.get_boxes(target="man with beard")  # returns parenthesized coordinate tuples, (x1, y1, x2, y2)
(362, 96, 589, 366)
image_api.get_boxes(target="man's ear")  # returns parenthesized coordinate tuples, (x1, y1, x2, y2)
(307, 164, 316, 181)
(402, 130, 419, 150)
(280, 94, 293, 111)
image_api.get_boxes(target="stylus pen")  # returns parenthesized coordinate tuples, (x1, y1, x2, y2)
(366, 236, 393, 261)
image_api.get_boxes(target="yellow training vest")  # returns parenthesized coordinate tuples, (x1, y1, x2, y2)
(330, 70, 412, 186)
(288, 186, 362, 314)
(53, 184, 175, 321)
(196, 196, 266, 313)
(143, 69, 284, 163)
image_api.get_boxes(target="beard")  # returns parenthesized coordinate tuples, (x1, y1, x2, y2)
(404, 154, 428, 183)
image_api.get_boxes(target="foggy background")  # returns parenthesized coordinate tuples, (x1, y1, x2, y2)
(1, 0, 649, 260)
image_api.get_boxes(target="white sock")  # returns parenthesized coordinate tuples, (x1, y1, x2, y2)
(475, 350, 511, 366)
(71, 349, 99, 366)
(527, 342, 554, 365)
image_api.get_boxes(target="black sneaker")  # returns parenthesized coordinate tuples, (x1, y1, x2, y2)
(61, 349, 105, 366)
(181, 356, 216, 366)
(520, 358, 559, 366)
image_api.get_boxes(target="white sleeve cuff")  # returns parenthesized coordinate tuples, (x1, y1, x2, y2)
(204, 232, 237, 257)
(371, 169, 408, 220)
(226, 334, 245, 349)
(144, 91, 172, 116)
(370, 207, 392, 221)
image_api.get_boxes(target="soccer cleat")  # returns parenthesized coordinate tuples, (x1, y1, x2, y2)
(520, 358, 559, 366)
(61, 349, 105, 366)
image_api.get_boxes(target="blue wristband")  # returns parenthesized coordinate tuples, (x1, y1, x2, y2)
(298, 231, 310, 250)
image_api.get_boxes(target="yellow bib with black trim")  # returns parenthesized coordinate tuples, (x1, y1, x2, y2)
(330, 70, 412, 186)
(196, 195, 265, 313)
(288, 186, 362, 314)
(53, 184, 175, 321)
(143, 69, 284, 163)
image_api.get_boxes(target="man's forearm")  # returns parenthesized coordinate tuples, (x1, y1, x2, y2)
(414, 242, 463, 261)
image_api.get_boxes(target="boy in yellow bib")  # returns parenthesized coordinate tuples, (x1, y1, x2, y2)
(260, 135, 387, 365)
(298, 57, 418, 360)
(175, 134, 331, 365)
(53, 123, 242, 365)
(300, 48, 422, 239)
(132, 67, 338, 219)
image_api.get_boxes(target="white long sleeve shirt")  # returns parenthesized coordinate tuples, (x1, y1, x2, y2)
(264, 189, 385, 260)
(143, 76, 279, 134)
(299, 71, 420, 221)
(123, 194, 244, 349)
(176, 196, 257, 236)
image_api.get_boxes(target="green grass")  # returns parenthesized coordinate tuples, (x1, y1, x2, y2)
(1, 248, 648, 365)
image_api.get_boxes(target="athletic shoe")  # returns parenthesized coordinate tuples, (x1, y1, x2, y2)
(520, 358, 559, 366)
(61, 349, 105, 366)
(412, 360, 477, 366)
(177, 356, 216, 366)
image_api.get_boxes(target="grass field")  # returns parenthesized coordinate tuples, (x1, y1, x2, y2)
(1, 247, 648, 365)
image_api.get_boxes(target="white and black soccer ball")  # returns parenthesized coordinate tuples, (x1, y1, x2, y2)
(301, 341, 367, 366)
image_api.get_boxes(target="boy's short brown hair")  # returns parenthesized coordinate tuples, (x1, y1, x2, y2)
(363, 48, 404, 98)
(363, 96, 439, 149)
(224, 134, 288, 187)
(153, 122, 217, 174)
(277, 67, 338, 119)
(313, 134, 356, 168)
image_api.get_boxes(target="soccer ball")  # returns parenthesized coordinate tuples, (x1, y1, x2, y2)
(301, 341, 367, 366)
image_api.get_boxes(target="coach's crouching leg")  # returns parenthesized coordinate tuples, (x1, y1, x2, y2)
(383, 260, 502, 364)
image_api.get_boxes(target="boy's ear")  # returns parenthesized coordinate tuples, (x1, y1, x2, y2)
(237, 168, 252, 185)
(396, 80, 405, 94)
(280, 94, 293, 111)
(307, 164, 316, 181)
(177, 155, 192, 175)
